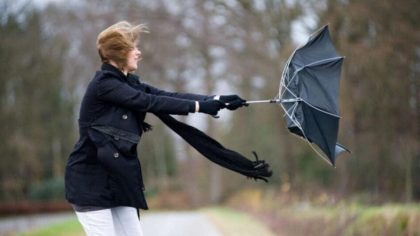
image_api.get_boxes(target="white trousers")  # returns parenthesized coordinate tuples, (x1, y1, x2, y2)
(75, 206, 144, 236)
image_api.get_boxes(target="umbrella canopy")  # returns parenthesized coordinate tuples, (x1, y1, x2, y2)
(279, 25, 349, 166)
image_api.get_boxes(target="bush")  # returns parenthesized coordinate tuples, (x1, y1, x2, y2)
(344, 206, 420, 236)
(28, 177, 65, 201)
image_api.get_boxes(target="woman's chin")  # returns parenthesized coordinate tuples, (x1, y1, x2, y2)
(128, 66, 138, 72)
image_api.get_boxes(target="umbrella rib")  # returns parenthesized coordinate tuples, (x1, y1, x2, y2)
(280, 71, 342, 119)
(307, 139, 335, 166)
(280, 103, 303, 132)
(282, 101, 298, 117)
(280, 59, 343, 119)
(280, 79, 300, 101)
(279, 57, 343, 98)
(281, 73, 297, 98)
(282, 74, 341, 118)
(302, 100, 341, 118)
(303, 56, 344, 68)
(279, 24, 330, 97)
(280, 101, 334, 166)
(276, 25, 344, 166)
(280, 56, 343, 96)
(280, 77, 337, 166)
(284, 56, 343, 89)
(277, 24, 341, 166)
(279, 87, 338, 166)
(279, 51, 297, 97)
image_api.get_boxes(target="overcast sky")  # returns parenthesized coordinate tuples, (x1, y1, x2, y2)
(28, 0, 313, 44)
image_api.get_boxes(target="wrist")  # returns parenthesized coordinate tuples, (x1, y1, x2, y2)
(189, 101, 196, 113)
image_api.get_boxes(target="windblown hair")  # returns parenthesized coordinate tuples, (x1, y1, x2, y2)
(97, 21, 148, 69)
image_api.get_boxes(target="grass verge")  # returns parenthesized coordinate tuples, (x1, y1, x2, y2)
(254, 203, 420, 236)
(18, 218, 83, 236)
(202, 207, 276, 236)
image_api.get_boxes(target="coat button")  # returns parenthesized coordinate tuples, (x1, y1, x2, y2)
(122, 114, 128, 120)
(113, 152, 119, 158)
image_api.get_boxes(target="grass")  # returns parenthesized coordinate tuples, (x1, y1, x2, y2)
(342, 204, 420, 236)
(18, 218, 84, 236)
(265, 203, 420, 236)
(202, 207, 276, 236)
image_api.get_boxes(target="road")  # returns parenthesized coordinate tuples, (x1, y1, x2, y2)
(141, 211, 222, 236)
(0, 211, 223, 236)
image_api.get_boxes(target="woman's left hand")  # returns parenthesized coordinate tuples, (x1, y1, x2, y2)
(216, 94, 248, 110)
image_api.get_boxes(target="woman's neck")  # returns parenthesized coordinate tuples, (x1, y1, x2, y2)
(109, 61, 128, 76)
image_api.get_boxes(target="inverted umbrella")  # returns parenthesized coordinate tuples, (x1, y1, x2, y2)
(246, 25, 349, 166)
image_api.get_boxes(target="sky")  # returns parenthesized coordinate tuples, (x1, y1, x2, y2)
(28, 0, 313, 44)
(31, 0, 64, 8)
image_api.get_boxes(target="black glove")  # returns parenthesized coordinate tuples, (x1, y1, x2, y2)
(199, 100, 223, 115)
(218, 95, 247, 110)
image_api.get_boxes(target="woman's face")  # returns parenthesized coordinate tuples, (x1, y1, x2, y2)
(125, 47, 142, 73)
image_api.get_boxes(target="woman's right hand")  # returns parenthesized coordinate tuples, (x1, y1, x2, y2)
(198, 100, 223, 116)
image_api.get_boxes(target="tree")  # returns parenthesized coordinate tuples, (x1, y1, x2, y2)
(0, 6, 75, 201)
(317, 0, 420, 201)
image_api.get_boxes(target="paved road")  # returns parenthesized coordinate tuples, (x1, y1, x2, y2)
(0, 211, 222, 236)
(142, 211, 222, 236)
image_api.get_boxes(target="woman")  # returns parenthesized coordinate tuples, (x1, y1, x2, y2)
(64, 21, 247, 236)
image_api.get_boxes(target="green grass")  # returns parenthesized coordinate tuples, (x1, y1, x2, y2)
(269, 203, 420, 236)
(18, 218, 84, 236)
(202, 207, 276, 236)
(342, 204, 420, 236)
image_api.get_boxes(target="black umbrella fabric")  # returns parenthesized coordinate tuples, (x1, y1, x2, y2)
(280, 25, 349, 165)
(246, 25, 349, 166)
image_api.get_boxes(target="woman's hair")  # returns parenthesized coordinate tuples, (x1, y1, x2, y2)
(97, 21, 148, 69)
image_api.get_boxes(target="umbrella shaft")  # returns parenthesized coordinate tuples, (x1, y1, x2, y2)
(245, 99, 278, 104)
(245, 98, 299, 104)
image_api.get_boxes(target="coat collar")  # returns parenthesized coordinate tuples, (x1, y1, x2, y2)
(101, 63, 128, 80)
(101, 63, 141, 83)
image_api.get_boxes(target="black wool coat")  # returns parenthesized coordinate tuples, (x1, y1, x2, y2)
(65, 63, 211, 209)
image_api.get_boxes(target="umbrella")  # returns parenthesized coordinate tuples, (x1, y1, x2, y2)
(246, 25, 349, 166)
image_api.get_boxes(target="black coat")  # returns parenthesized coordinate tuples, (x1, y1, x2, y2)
(65, 63, 210, 209)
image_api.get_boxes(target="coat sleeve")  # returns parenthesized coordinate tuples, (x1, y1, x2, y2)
(97, 77, 195, 115)
(142, 83, 213, 101)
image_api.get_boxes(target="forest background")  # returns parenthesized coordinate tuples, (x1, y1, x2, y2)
(0, 0, 418, 226)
